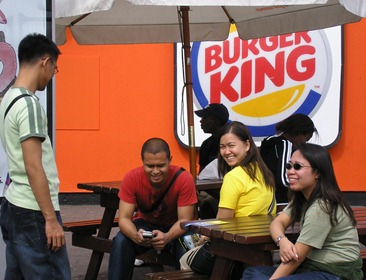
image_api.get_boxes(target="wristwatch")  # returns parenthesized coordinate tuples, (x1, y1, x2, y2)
(276, 235, 287, 246)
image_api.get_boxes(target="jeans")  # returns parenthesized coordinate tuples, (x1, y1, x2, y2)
(108, 218, 187, 280)
(0, 199, 71, 280)
(242, 266, 340, 280)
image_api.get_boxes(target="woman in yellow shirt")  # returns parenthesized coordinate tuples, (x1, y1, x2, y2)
(180, 121, 275, 277)
(217, 121, 276, 218)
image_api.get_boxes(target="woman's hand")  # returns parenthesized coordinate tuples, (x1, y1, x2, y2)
(196, 235, 210, 246)
(279, 238, 299, 263)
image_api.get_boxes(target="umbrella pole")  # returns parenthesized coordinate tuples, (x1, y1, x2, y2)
(180, 6, 197, 180)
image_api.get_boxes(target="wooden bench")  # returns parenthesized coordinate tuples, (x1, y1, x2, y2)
(145, 270, 209, 280)
(63, 218, 119, 235)
(145, 244, 366, 280)
(63, 218, 119, 254)
(137, 249, 179, 272)
(63, 218, 177, 271)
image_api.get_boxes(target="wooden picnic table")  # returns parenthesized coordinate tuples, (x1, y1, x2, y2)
(181, 205, 366, 280)
(73, 182, 120, 280)
(181, 215, 299, 280)
(70, 178, 222, 279)
(195, 179, 222, 191)
(78, 179, 222, 193)
(69, 177, 366, 280)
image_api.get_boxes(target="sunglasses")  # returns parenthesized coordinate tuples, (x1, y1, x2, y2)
(285, 163, 311, 171)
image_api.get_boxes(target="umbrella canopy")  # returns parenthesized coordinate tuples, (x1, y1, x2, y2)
(55, 0, 361, 45)
(54, 0, 363, 177)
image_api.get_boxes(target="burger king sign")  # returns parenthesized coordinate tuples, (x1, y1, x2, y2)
(175, 26, 342, 147)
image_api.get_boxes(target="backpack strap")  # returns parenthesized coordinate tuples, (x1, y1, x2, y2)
(139, 167, 185, 214)
(4, 94, 29, 120)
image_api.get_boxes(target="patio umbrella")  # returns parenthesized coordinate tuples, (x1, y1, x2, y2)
(54, 0, 363, 177)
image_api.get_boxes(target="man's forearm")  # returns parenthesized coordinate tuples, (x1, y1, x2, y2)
(164, 220, 187, 243)
(28, 168, 57, 221)
(22, 138, 57, 221)
(270, 260, 302, 279)
(119, 217, 139, 241)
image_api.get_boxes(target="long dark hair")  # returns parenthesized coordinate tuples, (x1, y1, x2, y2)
(276, 113, 316, 137)
(289, 143, 356, 227)
(217, 121, 274, 190)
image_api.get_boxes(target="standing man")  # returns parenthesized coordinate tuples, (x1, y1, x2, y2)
(0, 33, 71, 279)
(195, 103, 229, 173)
(108, 138, 197, 280)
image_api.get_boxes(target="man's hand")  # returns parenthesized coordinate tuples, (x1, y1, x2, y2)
(45, 218, 65, 252)
(150, 230, 168, 251)
(136, 229, 154, 247)
(134, 229, 169, 250)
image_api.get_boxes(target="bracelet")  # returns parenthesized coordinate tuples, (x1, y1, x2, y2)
(276, 235, 287, 246)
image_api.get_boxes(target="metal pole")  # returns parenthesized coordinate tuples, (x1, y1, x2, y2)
(180, 6, 197, 180)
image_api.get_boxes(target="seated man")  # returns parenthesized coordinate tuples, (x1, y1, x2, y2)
(108, 138, 198, 280)
(195, 103, 229, 173)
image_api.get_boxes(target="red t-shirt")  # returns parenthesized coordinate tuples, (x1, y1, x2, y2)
(118, 165, 197, 226)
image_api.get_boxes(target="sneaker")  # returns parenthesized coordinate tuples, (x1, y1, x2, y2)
(134, 259, 145, 267)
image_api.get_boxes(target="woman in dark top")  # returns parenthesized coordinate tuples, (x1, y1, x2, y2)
(260, 114, 317, 203)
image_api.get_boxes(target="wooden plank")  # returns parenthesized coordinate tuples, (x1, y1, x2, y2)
(63, 218, 119, 233)
(210, 216, 274, 239)
(195, 179, 222, 192)
(72, 235, 113, 253)
(145, 270, 209, 280)
(198, 215, 274, 238)
(209, 238, 273, 266)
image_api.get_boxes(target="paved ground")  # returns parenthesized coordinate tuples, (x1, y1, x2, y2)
(60, 205, 174, 280)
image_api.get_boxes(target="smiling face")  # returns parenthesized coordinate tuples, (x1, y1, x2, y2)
(142, 151, 171, 188)
(219, 132, 250, 167)
(287, 150, 318, 200)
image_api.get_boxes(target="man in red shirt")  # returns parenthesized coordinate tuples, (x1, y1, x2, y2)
(108, 138, 197, 280)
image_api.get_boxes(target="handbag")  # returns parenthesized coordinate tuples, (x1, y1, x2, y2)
(181, 191, 276, 275)
(184, 242, 216, 275)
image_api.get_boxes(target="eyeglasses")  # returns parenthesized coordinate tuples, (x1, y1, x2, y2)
(50, 59, 59, 74)
(285, 163, 311, 171)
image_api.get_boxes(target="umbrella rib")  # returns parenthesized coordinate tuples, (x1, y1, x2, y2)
(222, 6, 235, 24)
(70, 13, 91, 26)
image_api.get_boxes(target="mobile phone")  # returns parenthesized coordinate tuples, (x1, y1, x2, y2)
(142, 231, 154, 239)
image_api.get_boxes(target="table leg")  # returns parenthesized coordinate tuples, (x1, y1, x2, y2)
(210, 256, 234, 280)
(84, 207, 117, 280)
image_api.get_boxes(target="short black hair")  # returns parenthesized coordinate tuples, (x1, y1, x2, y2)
(18, 33, 61, 65)
(141, 138, 171, 160)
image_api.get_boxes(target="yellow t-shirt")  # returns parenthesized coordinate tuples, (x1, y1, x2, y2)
(218, 165, 276, 217)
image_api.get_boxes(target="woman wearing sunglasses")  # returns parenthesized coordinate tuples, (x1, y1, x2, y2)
(243, 143, 363, 280)
(260, 114, 317, 204)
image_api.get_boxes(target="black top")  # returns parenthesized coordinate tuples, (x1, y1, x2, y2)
(198, 132, 220, 173)
(260, 135, 293, 203)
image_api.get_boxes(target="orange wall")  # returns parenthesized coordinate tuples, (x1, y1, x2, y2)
(330, 18, 366, 190)
(56, 20, 366, 192)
